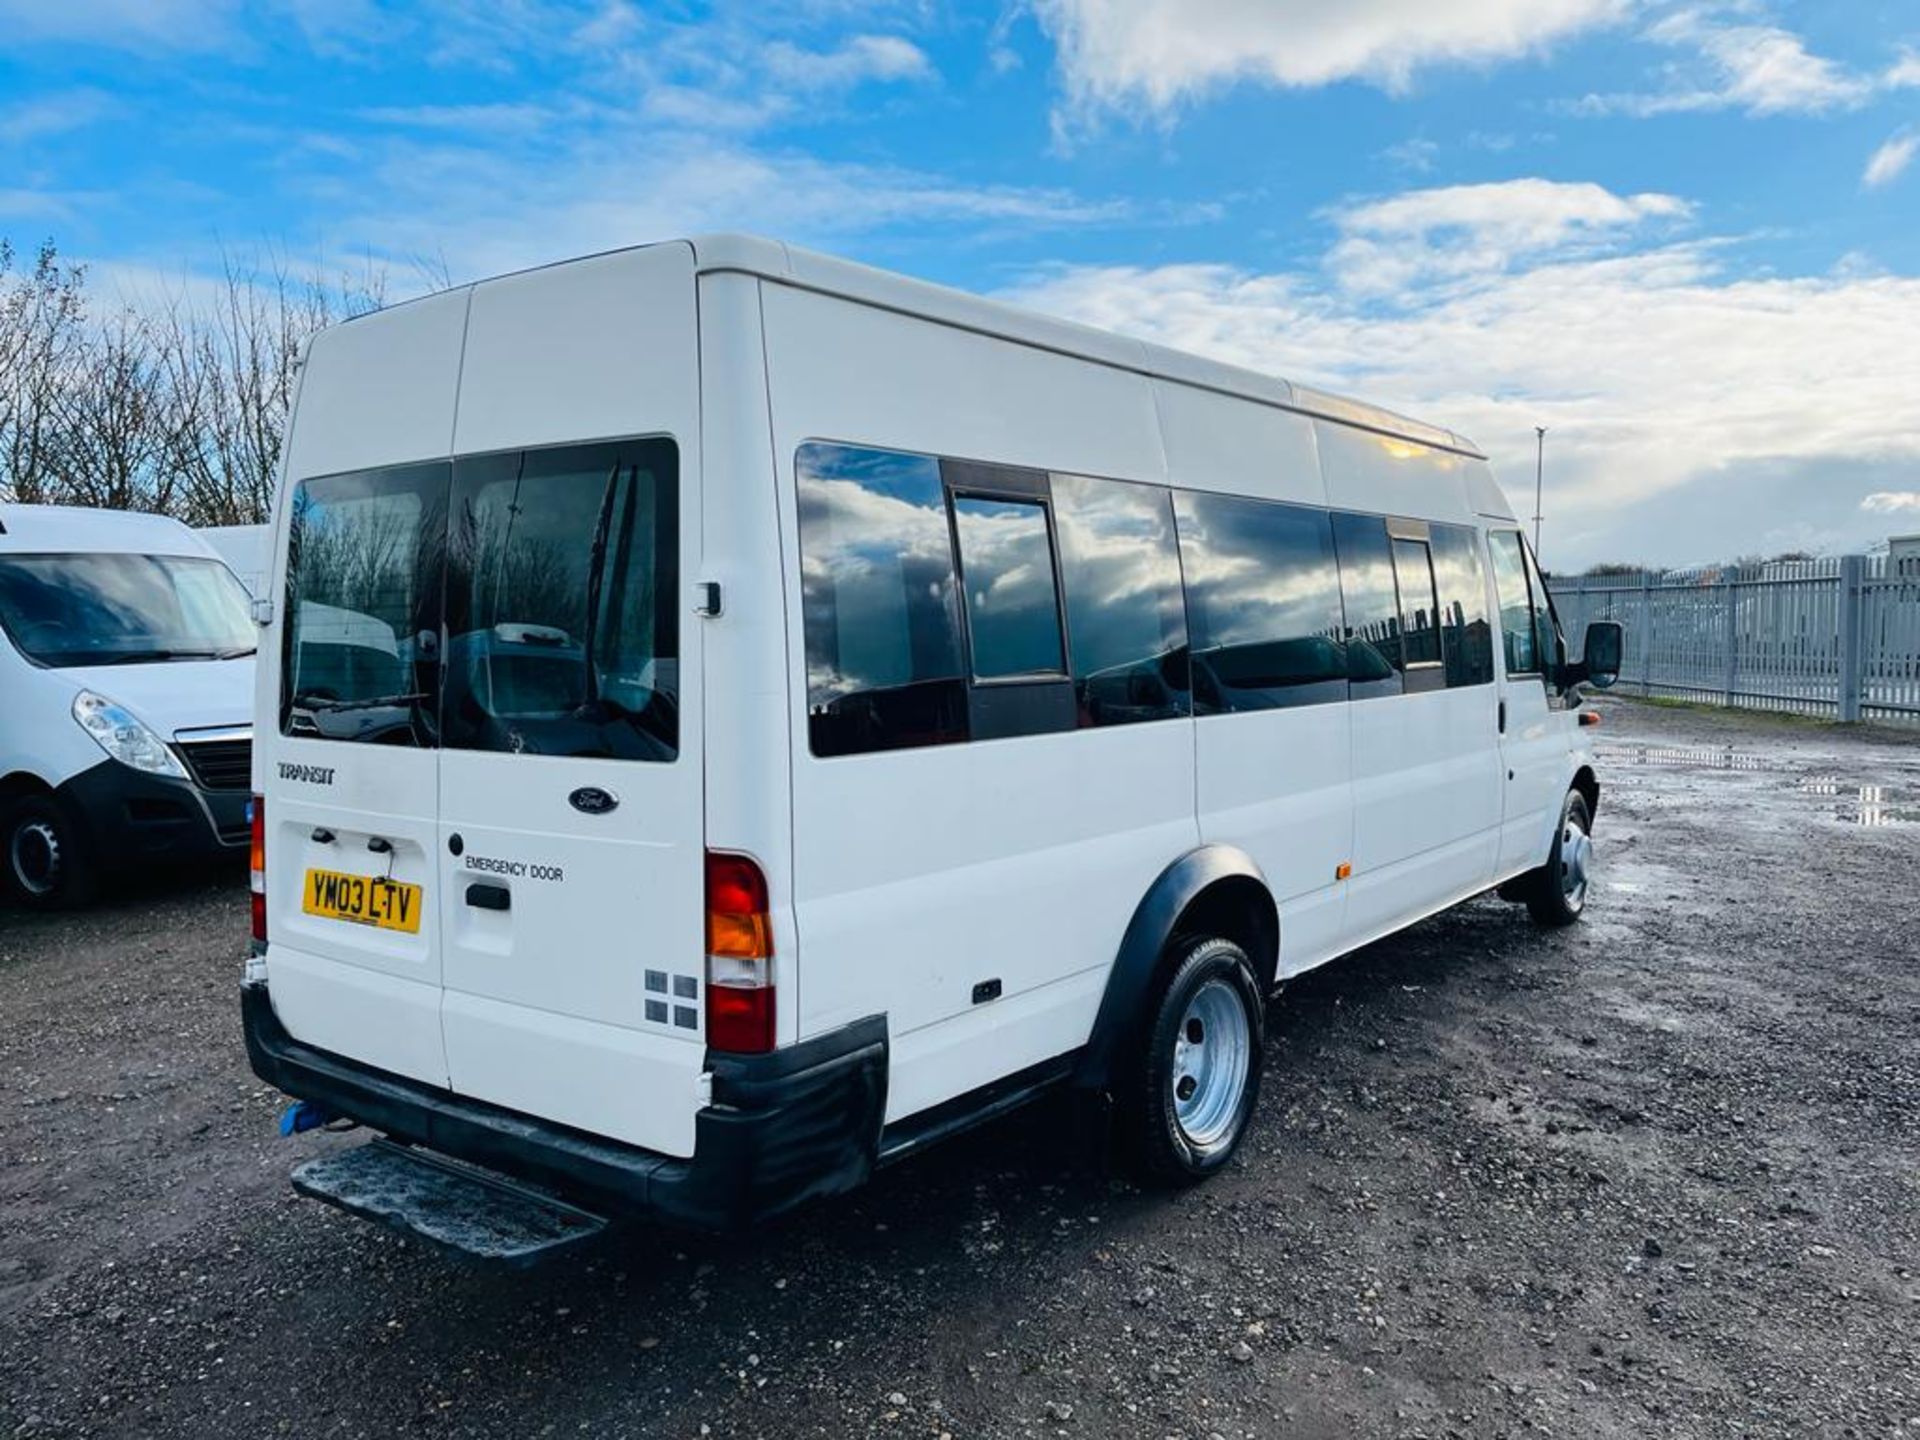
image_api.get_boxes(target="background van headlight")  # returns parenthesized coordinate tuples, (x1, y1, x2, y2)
(71, 691, 187, 778)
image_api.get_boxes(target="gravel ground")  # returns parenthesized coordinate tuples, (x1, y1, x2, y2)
(3, 695, 1918, 1440)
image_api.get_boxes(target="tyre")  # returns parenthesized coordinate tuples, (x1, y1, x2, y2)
(3, 793, 97, 909)
(1119, 935, 1265, 1185)
(1523, 789, 1593, 928)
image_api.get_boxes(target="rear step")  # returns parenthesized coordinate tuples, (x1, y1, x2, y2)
(292, 1139, 609, 1265)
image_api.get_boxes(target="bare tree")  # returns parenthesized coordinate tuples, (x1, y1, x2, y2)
(161, 248, 388, 526)
(2, 235, 395, 523)
(46, 308, 175, 514)
(0, 239, 89, 503)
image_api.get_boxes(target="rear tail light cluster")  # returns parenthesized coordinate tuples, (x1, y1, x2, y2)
(705, 850, 773, 1053)
(249, 794, 267, 947)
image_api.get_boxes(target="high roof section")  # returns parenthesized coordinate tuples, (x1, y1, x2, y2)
(0, 503, 207, 555)
(685, 233, 1485, 461)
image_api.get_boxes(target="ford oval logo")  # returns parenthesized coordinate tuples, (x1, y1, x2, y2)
(568, 786, 619, 816)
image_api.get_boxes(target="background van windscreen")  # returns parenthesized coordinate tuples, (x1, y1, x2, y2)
(0, 553, 253, 668)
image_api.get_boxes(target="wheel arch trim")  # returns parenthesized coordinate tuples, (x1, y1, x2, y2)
(1072, 844, 1278, 1095)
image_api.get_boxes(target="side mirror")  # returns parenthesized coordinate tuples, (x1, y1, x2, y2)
(1576, 620, 1624, 691)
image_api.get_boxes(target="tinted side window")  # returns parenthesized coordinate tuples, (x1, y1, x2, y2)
(283, 462, 447, 745)
(444, 439, 679, 761)
(1431, 523, 1494, 687)
(1330, 512, 1403, 700)
(1051, 473, 1189, 727)
(951, 495, 1068, 681)
(796, 443, 968, 758)
(1175, 492, 1347, 714)
(1488, 530, 1539, 676)
(1390, 537, 1444, 691)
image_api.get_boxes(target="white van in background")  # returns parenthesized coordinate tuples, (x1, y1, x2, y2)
(198, 524, 271, 597)
(0, 505, 257, 906)
(245, 236, 1622, 1257)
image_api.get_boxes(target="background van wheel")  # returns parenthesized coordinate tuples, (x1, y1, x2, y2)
(1119, 935, 1264, 1186)
(1523, 790, 1592, 929)
(4, 794, 97, 909)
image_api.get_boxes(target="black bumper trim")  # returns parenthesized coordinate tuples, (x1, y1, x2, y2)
(57, 758, 248, 865)
(242, 980, 888, 1231)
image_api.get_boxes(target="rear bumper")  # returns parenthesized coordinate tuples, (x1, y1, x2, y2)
(241, 979, 888, 1231)
(58, 759, 248, 866)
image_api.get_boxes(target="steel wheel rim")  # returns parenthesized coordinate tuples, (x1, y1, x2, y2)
(1560, 818, 1592, 909)
(11, 820, 61, 897)
(1171, 976, 1251, 1147)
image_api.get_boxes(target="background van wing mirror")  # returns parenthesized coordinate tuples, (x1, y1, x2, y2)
(1568, 620, 1624, 691)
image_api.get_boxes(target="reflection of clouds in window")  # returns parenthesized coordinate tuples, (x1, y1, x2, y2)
(1176, 495, 1344, 652)
(952, 497, 1065, 679)
(795, 443, 961, 705)
(1053, 474, 1185, 689)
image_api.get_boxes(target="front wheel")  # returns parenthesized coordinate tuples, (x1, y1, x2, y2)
(1119, 935, 1265, 1185)
(3, 793, 97, 909)
(1524, 790, 1593, 928)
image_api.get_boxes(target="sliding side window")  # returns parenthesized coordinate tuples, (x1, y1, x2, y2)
(1176, 492, 1348, 713)
(1329, 512, 1404, 700)
(795, 443, 969, 758)
(282, 462, 448, 744)
(946, 462, 1078, 741)
(1389, 529, 1446, 695)
(1052, 473, 1189, 727)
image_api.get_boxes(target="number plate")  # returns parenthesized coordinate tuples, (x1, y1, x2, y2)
(303, 868, 424, 934)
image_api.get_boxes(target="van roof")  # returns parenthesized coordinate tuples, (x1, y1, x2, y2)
(341, 234, 1487, 461)
(0, 503, 216, 557)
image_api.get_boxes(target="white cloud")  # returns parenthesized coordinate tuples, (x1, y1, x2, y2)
(0, 0, 237, 50)
(1863, 492, 1920, 515)
(1001, 194, 1920, 566)
(1326, 178, 1690, 294)
(330, 133, 1137, 283)
(1029, 0, 1627, 128)
(1885, 49, 1920, 89)
(762, 34, 934, 90)
(1864, 131, 1918, 190)
(0, 89, 117, 145)
(1573, 9, 1882, 118)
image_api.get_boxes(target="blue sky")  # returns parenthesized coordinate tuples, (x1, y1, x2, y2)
(3, 0, 1918, 567)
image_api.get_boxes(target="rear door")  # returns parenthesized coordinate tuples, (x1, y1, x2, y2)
(433, 247, 707, 1157)
(265, 290, 469, 1089)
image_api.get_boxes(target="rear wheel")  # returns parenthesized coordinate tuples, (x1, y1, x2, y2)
(1523, 790, 1592, 928)
(1119, 935, 1264, 1185)
(3, 793, 97, 909)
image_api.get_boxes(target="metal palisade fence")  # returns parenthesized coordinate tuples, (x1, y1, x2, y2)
(1549, 556, 1920, 728)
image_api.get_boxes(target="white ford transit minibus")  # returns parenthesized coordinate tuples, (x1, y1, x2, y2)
(244, 237, 1622, 1257)
(0, 505, 257, 907)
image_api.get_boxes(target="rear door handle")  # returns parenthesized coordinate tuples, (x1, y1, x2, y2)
(465, 882, 510, 912)
(1497, 699, 1507, 734)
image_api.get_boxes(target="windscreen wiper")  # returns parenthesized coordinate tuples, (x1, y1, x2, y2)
(293, 691, 431, 713)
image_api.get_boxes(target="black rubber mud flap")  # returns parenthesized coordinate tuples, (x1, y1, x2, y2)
(292, 1139, 608, 1265)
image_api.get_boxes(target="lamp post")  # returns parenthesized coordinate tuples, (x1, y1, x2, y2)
(1533, 426, 1547, 560)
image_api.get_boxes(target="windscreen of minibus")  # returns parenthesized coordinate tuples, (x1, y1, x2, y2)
(0, 552, 254, 668)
